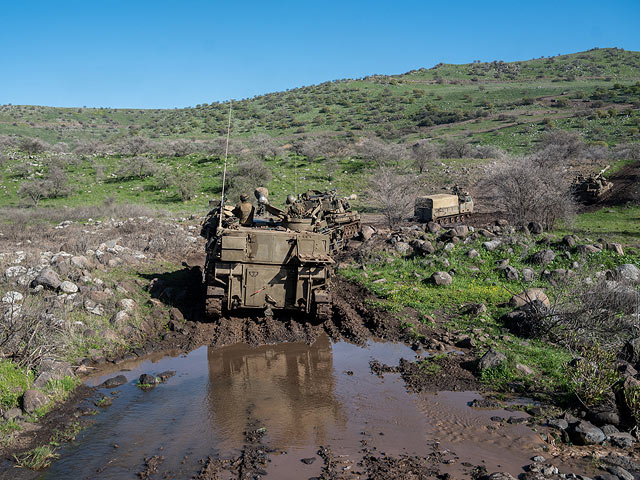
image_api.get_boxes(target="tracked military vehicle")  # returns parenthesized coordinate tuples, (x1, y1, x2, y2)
(415, 186, 473, 224)
(572, 165, 613, 204)
(283, 189, 361, 252)
(200, 195, 333, 321)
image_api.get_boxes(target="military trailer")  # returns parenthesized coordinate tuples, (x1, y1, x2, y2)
(201, 205, 333, 321)
(414, 191, 473, 224)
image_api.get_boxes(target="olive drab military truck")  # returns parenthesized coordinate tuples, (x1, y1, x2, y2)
(414, 186, 473, 224)
(200, 193, 333, 321)
(571, 165, 613, 204)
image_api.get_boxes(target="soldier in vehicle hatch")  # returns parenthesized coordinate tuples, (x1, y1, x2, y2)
(232, 194, 255, 226)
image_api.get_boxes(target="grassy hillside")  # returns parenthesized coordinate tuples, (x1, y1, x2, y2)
(1, 48, 639, 151)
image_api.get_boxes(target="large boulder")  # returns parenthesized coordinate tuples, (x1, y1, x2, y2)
(570, 420, 605, 445)
(33, 359, 75, 388)
(430, 271, 453, 286)
(70, 255, 91, 269)
(31, 268, 61, 290)
(614, 264, 640, 284)
(528, 222, 543, 234)
(482, 240, 501, 251)
(509, 288, 550, 308)
(58, 280, 78, 294)
(22, 389, 49, 414)
(477, 349, 507, 371)
(360, 225, 376, 241)
(529, 249, 555, 266)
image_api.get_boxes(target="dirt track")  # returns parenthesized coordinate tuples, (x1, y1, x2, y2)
(585, 160, 640, 210)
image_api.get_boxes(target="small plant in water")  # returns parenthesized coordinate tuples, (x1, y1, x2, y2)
(14, 445, 59, 470)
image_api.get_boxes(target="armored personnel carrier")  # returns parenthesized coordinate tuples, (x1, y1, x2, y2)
(282, 189, 361, 252)
(572, 165, 613, 204)
(200, 196, 333, 321)
(414, 186, 473, 224)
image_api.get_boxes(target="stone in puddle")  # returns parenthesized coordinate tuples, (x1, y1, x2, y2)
(101, 375, 127, 389)
(300, 457, 316, 465)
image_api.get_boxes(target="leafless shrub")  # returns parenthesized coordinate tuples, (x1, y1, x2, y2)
(484, 154, 575, 228)
(164, 139, 194, 157)
(227, 158, 272, 202)
(0, 295, 66, 369)
(411, 140, 437, 173)
(613, 142, 640, 161)
(50, 142, 69, 154)
(45, 166, 71, 198)
(18, 179, 53, 206)
(116, 156, 156, 179)
(19, 137, 49, 155)
(153, 163, 173, 189)
(170, 171, 198, 202)
(536, 129, 584, 159)
(248, 133, 281, 160)
(114, 136, 152, 156)
(0, 135, 19, 151)
(368, 166, 418, 228)
(74, 139, 110, 157)
(438, 138, 471, 158)
(471, 144, 505, 159)
(356, 137, 408, 166)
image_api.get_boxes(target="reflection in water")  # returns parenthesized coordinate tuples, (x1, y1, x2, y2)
(206, 335, 347, 448)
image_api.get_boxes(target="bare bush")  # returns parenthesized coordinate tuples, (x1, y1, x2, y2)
(165, 139, 194, 157)
(18, 179, 53, 206)
(248, 134, 281, 160)
(0, 135, 19, 152)
(438, 138, 471, 158)
(46, 166, 71, 198)
(74, 139, 109, 157)
(536, 129, 584, 159)
(116, 156, 156, 179)
(0, 295, 65, 369)
(485, 154, 575, 228)
(472, 144, 505, 159)
(411, 140, 437, 173)
(115, 136, 152, 156)
(19, 137, 49, 155)
(368, 167, 417, 228)
(227, 158, 272, 202)
(614, 142, 640, 161)
(356, 137, 408, 166)
(170, 171, 198, 202)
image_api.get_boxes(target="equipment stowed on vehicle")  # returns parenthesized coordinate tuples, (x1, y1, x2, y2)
(571, 165, 613, 204)
(414, 186, 473, 224)
(200, 189, 335, 321)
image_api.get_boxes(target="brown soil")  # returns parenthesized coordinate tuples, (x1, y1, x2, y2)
(585, 160, 640, 210)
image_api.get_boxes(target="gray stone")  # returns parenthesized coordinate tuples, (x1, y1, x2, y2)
(602, 454, 640, 473)
(503, 266, 519, 281)
(394, 242, 411, 255)
(547, 418, 569, 430)
(31, 267, 60, 290)
(592, 410, 620, 427)
(118, 298, 136, 313)
(562, 235, 577, 248)
(528, 222, 543, 234)
(483, 240, 501, 251)
(33, 359, 74, 388)
(360, 225, 375, 241)
(570, 420, 605, 445)
(606, 466, 634, 480)
(467, 249, 479, 258)
(415, 240, 435, 255)
(477, 349, 507, 371)
(515, 363, 534, 375)
(139, 374, 157, 386)
(609, 432, 635, 449)
(530, 249, 556, 266)
(431, 271, 453, 286)
(22, 389, 49, 413)
(602, 425, 620, 435)
(1, 291, 23, 304)
(3, 407, 22, 420)
(484, 473, 516, 480)
(100, 375, 128, 388)
(110, 310, 130, 327)
(426, 222, 441, 233)
(614, 264, 640, 284)
(521, 268, 536, 283)
(70, 255, 91, 269)
(577, 244, 601, 254)
(58, 280, 78, 294)
(608, 243, 625, 256)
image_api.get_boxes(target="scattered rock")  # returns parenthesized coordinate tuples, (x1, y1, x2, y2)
(606, 466, 634, 480)
(360, 225, 376, 241)
(547, 418, 569, 431)
(614, 264, 640, 284)
(58, 280, 79, 294)
(70, 255, 91, 269)
(577, 244, 601, 254)
(562, 235, 577, 248)
(503, 265, 519, 281)
(509, 288, 550, 308)
(521, 268, 536, 283)
(22, 389, 49, 413)
(608, 243, 625, 256)
(139, 374, 157, 387)
(101, 375, 128, 388)
(467, 249, 479, 258)
(609, 432, 635, 449)
(477, 349, 506, 371)
(426, 222, 441, 233)
(570, 420, 605, 445)
(31, 268, 61, 290)
(118, 298, 136, 312)
(483, 240, 501, 251)
(394, 242, 411, 255)
(528, 222, 543, 234)
(1, 291, 24, 304)
(300, 457, 316, 465)
(430, 271, 452, 286)
(110, 311, 130, 327)
(3, 407, 22, 421)
(530, 249, 555, 266)
(515, 363, 535, 375)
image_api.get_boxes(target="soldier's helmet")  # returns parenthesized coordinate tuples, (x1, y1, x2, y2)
(286, 194, 296, 204)
(240, 194, 249, 202)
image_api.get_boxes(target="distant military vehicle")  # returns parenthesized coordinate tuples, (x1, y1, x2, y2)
(571, 165, 613, 204)
(200, 193, 333, 321)
(414, 187, 473, 224)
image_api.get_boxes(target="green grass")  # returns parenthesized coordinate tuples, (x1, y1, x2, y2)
(13, 445, 59, 470)
(560, 204, 640, 244)
(0, 360, 33, 410)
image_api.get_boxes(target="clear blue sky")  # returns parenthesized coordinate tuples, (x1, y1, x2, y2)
(1, 0, 638, 109)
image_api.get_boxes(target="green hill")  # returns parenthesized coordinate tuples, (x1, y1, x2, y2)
(1, 47, 639, 151)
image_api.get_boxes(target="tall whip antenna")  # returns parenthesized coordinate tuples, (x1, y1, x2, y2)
(219, 101, 233, 228)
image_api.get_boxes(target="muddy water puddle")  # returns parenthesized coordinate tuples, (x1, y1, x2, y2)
(43, 336, 549, 479)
